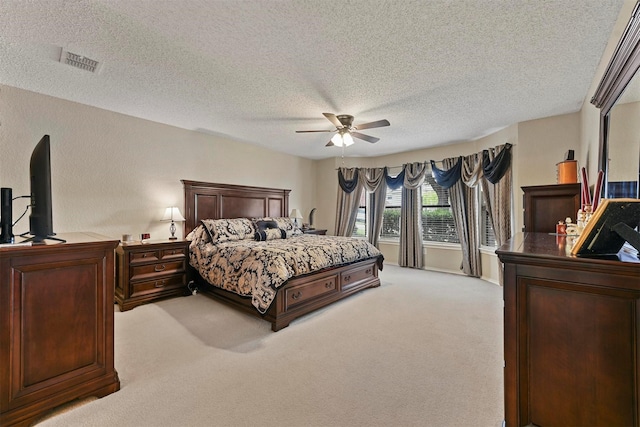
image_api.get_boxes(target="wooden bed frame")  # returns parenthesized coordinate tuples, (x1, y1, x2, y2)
(182, 180, 382, 331)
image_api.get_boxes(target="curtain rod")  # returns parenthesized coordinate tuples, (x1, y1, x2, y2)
(333, 143, 515, 171)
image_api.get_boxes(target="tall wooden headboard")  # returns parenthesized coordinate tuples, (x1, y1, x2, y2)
(182, 180, 290, 234)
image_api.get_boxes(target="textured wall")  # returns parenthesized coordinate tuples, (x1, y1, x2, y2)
(0, 85, 316, 240)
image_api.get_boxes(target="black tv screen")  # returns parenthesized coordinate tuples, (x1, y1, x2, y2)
(28, 135, 54, 241)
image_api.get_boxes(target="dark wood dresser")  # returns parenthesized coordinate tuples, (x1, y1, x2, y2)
(497, 232, 640, 427)
(0, 233, 120, 426)
(522, 183, 581, 232)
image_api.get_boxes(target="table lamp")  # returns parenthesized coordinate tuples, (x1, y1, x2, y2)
(161, 206, 186, 240)
(290, 209, 303, 227)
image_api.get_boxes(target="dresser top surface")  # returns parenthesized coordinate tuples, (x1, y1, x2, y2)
(497, 232, 640, 266)
(0, 232, 118, 254)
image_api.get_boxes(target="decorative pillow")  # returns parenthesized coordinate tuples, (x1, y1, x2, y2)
(200, 218, 255, 243)
(254, 217, 303, 236)
(186, 224, 210, 243)
(254, 228, 287, 241)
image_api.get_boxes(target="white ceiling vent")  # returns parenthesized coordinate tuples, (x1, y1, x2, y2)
(60, 49, 101, 73)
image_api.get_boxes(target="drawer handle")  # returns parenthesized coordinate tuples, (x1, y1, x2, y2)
(325, 282, 333, 289)
(366, 268, 372, 274)
(154, 264, 166, 272)
(154, 281, 165, 288)
(344, 275, 351, 282)
(142, 253, 148, 258)
(291, 291, 302, 300)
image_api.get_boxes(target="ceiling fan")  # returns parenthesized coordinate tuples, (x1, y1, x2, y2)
(296, 113, 390, 147)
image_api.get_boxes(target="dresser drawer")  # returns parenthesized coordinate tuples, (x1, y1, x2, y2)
(341, 263, 376, 292)
(130, 260, 184, 281)
(131, 274, 185, 297)
(285, 275, 337, 310)
(130, 250, 159, 264)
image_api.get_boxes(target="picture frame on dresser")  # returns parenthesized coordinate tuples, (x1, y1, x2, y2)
(571, 198, 640, 256)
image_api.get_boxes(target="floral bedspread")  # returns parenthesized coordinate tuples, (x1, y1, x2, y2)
(188, 229, 383, 314)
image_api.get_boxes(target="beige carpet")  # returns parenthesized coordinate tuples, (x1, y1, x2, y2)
(37, 265, 504, 427)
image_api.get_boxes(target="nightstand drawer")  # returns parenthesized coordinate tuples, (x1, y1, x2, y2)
(161, 247, 186, 259)
(131, 274, 185, 296)
(130, 250, 159, 264)
(130, 260, 184, 281)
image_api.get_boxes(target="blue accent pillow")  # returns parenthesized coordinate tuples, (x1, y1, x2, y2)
(255, 220, 279, 231)
(255, 228, 287, 241)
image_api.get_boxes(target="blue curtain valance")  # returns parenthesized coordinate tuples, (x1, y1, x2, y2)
(337, 143, 511, 193)
(430, 157, 462, 189)
(338, 168, 359, 193)
(483, 143, 512, 184)
(384, 167, 405, 190)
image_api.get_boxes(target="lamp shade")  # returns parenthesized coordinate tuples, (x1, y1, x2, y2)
(290, 209, 302, 219)
(161, 206, 186, 222)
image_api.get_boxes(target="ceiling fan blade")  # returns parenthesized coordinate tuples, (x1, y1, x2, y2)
(323, 113, 344, 128)
(295, 130, 333, 133)
(351, 132, 380, 143)
(354, 119, 390, 131)
(326, 140, 335, 147)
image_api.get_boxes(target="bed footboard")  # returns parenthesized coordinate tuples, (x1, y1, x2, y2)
(191, 257, 381, 331)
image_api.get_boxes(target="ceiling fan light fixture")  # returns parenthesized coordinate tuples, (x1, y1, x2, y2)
(343, 132, 354, 146)
(297, 113, 389, 147)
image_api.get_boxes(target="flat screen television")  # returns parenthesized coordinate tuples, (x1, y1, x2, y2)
(23, 135, 64, 243)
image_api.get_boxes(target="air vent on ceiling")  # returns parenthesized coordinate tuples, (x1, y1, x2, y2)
(60, 49, 101, 73)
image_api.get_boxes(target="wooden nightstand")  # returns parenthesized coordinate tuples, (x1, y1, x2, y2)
(115, 239, 189, 311)
(303, 229, 327, 235)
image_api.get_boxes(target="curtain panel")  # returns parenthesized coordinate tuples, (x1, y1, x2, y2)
(481, 144, 512, 246)
(359, 168, 387, 248)
(481, 144, 512, 284)
(335, 168, 363, 236)
(399, 162, 427, 268)
(445, 156, 481, 277)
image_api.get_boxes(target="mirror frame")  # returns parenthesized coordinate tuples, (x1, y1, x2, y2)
(592, 1, 640, 195)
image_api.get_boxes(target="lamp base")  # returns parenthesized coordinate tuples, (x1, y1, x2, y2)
(169, 220, 177, 240)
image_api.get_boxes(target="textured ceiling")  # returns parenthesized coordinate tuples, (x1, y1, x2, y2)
(0, 0, 626, 159)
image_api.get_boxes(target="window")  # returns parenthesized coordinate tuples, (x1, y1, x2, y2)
(480, 187, 497, 247)
(381, 186, 402, 239)
(379, 175, 459, 244)
(356, 170, 498, 246)
(351, 190, 367, 238)
(421, 177, 459, 243)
